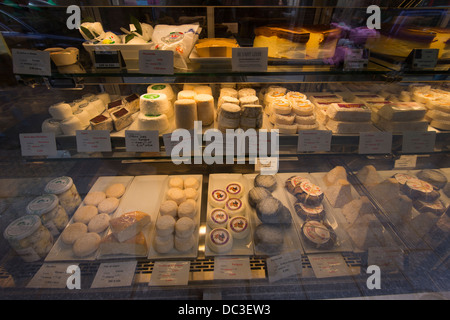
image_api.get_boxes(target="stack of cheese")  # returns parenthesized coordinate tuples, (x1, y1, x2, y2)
(137, 93, 173, 133)
(174, 84, 215, 130)
(217, 86, 263, 132)
(412, 87, 450, 131)
(309, 92, 344, 123)
(99, 93, 139, 132)
(42, 92, 112, 136)
(154, 176, 200, 254)
(325, 101, 375, 134)
(371, 102, 428, 132)
(264, 86, 319, 133)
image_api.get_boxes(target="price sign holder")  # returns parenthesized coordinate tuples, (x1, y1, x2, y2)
(93, 50, 125, 71)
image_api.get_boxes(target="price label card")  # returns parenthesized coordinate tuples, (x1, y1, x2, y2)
(255, 157, 279, 175)
(308, 253, 351, 278)
(368, 247, 404, 272)
(149, 261, 190, 286)
(359, 132, 393, 154)
(394, 155, 417, 169)
(20, 133, 57, 157)
(402, 131, 436, 154)
(12, 49, 51, 76)
(213, 257, 252, 280)
(91, 261, 137, 288)
(298, 130, 332, 152)
(27, 263, 75, 289)
(411, 49, 438, 70)
(139, 50, 174, 75)
(232, 47, 268, 72)
(266, 251, 302, 283)
(76, 130, 112, 153)
(125, 130, 159, 152)
(343, 48, 369, 71)
(94, 50, 122, 69)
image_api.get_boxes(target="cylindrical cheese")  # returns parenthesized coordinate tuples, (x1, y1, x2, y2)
(78, 102, 99, 119)
(218, 103, 241, 131)
(60, 116, 84, 135)
(87, 97, 105, 114)
(175, 99, 197, 130)
(42, 119, 63, 135)
(220, 88, 238, 99)
(177, 90, 196, 100)
(147, 83, 175, 102)
(194, 85, 212, 96)
(49, 102, 73, 120)
(73, 109, 91, 127)
(239, 95, 259, 107)
(140, 93, 171, 116)
(195, 94, 215, 126)
(137, 113, 169, 133)
(238, 88, 256, 98)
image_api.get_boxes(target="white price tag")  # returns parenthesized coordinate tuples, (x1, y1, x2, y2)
(19, 133, 57, 157)
(12, 49, 51, 76)
(266, 251, 302, 283)
(343, 48, 369, 71)
(91, 261, 137, 288)
(255, 157, 279, 175)
(149, 261, 190, 286)
(394, 155, 417, 169)
(358, 132, 392, 154)
(232, 47, 268, 72)
(213, 257, 252, 280)
(402, 131, 436, 154)
(411, 49, 438, 70)
(125, 130, 160, 152)
(27, 263, 75, 289)
(308, 253, 352, 278)
(298, 130, 332, 152)
(139, 50, 174, 75)
(76, 130, 112, 153)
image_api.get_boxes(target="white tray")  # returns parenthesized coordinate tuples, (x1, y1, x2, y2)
(97, 175, 168, 260)
(310, 171, 394, 252)
(45, 176, 135, 262)
(244, 173, 303, 257)
(276, 173, 354, 254)
(147, 174, 203, 260)
(205, 173, 254, 257)
(373, 169, 449, 249)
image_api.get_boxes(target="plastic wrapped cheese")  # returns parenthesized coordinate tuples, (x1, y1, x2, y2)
(377, 102, 426, 121)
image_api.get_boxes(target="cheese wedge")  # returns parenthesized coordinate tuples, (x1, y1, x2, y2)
(109, 211, 151, 242)
(99, 232, 148, 256)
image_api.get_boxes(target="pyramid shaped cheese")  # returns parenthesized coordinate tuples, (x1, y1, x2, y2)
(323, 166, 347, 186)
(325, 179, 353, 208)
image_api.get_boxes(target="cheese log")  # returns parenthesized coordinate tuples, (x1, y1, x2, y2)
(99, 232, 148, 256)
(195, 94, 215, 126)
(175, 99, 198, 130)
(60, 116, 84, 135)
(248, 187, 272, 207)
(217, 103, 241, 131)
(111, 107, 133, 131)
(177, 90, 197, 100)
(49, 102, 73, 120)
(109, 211, 151, 242)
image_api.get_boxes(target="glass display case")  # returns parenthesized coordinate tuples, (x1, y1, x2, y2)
(0, 0, 449, 301)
